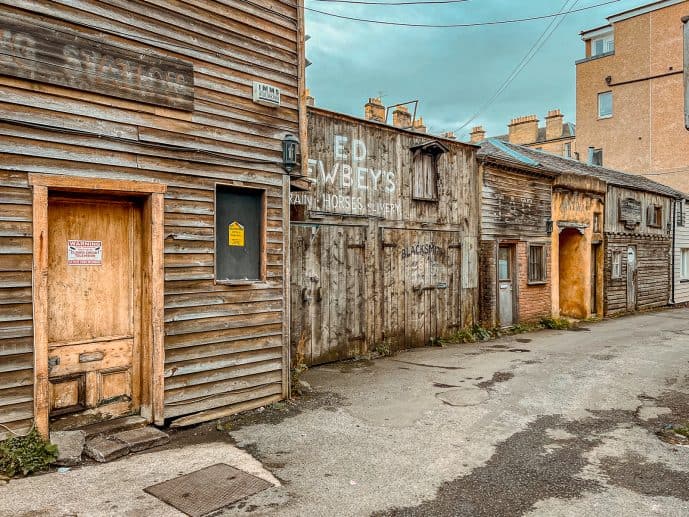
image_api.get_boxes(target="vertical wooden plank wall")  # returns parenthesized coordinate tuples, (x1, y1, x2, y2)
(292, 109, 480, 364)
(0, 0, 302, 435)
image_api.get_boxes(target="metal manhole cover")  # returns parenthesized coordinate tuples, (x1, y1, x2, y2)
(144, 463, 273, 517)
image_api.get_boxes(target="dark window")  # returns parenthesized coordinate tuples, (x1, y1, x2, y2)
(215, 185, 264, 281)
(647, 204, 662, 228)
(413, 152, 438, 201)
(528, 244, 547, 283)
(591, 148, 603, 166)
(678, 200, 685, 227)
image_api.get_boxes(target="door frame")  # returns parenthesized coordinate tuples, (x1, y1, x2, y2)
(627, 244, 638, 311)
(496, 241, 518, 327)
(29, 174, 166, 436)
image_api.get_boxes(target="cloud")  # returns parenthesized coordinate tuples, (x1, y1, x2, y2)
(305, 0, 644, 139)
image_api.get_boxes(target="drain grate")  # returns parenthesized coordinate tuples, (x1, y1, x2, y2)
(144, 463, 273, 517)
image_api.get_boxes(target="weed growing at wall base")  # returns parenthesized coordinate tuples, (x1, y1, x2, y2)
(0, 428, 58, 478)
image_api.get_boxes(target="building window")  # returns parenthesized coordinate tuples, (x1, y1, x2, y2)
(592, 35, 614, 56)
(612, 251, 622, 279)
(593, 212, 602, 233)
(647, 204, 662, 228)
(564, 142, 572, 158)
(598, 92, 612, 118)
(215, 185, 265, 282)
(590, 148, 603, 166)
(678, 200, 685, 227)
(682, 249, 689, 280)
(413, 152, 439, 201)
(527, 244, 547, 284)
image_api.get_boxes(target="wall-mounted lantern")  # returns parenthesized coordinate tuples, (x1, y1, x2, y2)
(546, 219, 554, 235)
(282, 134, 300, 173)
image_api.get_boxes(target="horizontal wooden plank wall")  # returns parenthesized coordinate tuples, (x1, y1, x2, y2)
(481, 164, 552, 241)
(0, 1, 300, 435)
(604, 186, 672, 316)
(604, 235, 671, 314)
(674, 201, 689, 303)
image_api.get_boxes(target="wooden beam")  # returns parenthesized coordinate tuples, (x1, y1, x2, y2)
(28, 174, 167, 194)
(150, 193, 166, 425)
(31, 185, 49, 438)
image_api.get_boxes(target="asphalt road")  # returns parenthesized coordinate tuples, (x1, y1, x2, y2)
(3, 308, 689, 516)
(225, 308, 689, 516)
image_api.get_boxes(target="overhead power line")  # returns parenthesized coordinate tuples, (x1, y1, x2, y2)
(455, 0, 588, 133)
(304, 0, 620, 27)
(313, 0, 469, 5)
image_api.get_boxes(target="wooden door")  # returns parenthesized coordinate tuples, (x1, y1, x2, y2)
(627, 245, 637, 311)
(381, 229, 462, 349)
(591, 244, 599, 315)
(290, 224, 367, 365)
(497, 245, 515, 327)
(47, 196, 142, 425)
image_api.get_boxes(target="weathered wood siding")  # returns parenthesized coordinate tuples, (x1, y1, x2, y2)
(673, 200, 689, 304)
(481, 165, 552, 241)
(604, 186, 672, 315)
(291, 108, 479, 365)
(479, 162, 553, 327)
(0, 1, 302, 435)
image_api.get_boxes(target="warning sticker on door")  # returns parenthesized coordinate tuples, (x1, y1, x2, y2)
(67, 240, 103, 265)
(228, 222, 245, 247)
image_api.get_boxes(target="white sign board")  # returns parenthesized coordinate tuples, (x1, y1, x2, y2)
(67, 240, 103, 266)
(252, 82, 281, 107)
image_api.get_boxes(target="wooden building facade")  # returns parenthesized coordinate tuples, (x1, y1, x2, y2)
(0, 1, 304, 437)
(477, 140, 556, 328)
(672, 199, 689, 304)
(477, 140, 681, 322)
(291, 107, 480, 366)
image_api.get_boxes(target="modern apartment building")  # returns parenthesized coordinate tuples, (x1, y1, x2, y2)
(576, 0, 689, 192)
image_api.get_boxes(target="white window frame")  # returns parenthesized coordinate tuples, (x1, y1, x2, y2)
(612, 251, 622, 279)
(592, 34, 614, 57)
(598, 91, 613, 119)
(681, 249, 689, 280)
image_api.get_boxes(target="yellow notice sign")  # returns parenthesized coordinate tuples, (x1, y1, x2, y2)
(228, 221, 245, 247)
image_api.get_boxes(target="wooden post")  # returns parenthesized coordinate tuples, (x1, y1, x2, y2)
(32, 185, 49, 438)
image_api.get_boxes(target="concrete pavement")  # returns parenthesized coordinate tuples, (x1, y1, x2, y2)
(2, 308, 689, 516)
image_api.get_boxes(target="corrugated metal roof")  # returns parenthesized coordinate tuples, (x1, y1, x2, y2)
(478, 139, 686, 199)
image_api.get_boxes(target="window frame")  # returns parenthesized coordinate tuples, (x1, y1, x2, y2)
(647, 204, 663, 228)
(591, 35, 614, 57)
(412, 150, 439, 202)
(598, 91, 613, 119)
(681, 249, 689, 281)
(677, 200, 685, 227)
(564, 142, 572, 158)
(527, 243, 547, 285)
(591, 148, 603, 166)
(611, 251, 622, 279)
(213, 183, 267, 285)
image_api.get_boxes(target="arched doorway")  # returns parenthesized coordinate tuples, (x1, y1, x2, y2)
(559, 228, 587, 319)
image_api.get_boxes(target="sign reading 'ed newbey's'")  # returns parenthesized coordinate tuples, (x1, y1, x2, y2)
(0, 14, 194, 110)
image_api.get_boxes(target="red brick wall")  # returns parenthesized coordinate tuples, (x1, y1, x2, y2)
(516, 241, 552, 323)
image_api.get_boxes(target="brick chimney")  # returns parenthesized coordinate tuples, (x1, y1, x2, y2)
(364, 97, 385, 122)
(470, 126, 486, 143)
(545, 109, 564, 141)
(508, 115, 539, 145)
(412, 117, 427, 133)
(392, 105, 412, 129)
(442, 131, 457, 140)
(306, 88, 315, 107)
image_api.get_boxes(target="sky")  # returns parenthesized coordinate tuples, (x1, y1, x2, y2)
(304, 0, 647, 141)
